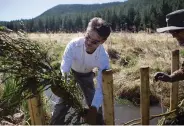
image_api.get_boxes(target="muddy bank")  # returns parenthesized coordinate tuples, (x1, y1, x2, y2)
(116, 83, 160, 106)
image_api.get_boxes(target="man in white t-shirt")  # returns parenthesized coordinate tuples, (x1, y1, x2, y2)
(50, 17, 111, 125)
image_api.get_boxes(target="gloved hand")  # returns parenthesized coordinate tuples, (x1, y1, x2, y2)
(154, 72, 172, 82)
(51, 72, 70, 97)
(51, 83, 63, 97)
(86, 106, 97, 125)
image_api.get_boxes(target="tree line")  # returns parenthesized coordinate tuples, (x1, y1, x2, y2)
(0, 0, 184, 33)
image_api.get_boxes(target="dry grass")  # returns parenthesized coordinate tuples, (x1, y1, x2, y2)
(26, 32, 184, 107)
(107, 32, 184, 107)
(27, 32, 84, 45)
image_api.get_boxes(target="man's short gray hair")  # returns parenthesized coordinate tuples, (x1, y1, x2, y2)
(87, 17, 111, 39)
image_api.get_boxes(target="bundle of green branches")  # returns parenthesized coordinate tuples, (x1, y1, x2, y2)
(158, 99, 184, 125)
(0, 31, 83, 117)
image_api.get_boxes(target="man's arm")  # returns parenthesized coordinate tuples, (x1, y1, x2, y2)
(154, 61, 184, 82)
(91, 50, 110, 110)
(170, 67, 184, 82)
(91, 70, 103, 110)
(60, 42, 74, 74)
(51, 42, 74, 97)
(86, 50, 109, 124)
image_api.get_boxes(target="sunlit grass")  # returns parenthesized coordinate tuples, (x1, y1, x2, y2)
(18, 32, 184, 107)
(1, 31, 183, 125)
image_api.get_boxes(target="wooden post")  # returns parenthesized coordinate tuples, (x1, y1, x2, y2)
(102, 69, 115, 125)
(140, 67, 150, 125)
(28, 95, 45, 125)
(170, 50, 179, 110)
(27, 78, 45, 125)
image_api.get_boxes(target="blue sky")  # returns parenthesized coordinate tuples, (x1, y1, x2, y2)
(0, 0, 124, 21)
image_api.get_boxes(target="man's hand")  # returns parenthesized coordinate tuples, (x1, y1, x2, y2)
(51, 84, 63, 97)
(63, 72, 70, 84)
(86, 106, 97, 125)
(154, 72, 172, 82)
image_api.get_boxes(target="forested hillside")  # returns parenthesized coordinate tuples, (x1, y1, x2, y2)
(0, 0, 184, 33)
(38, 2, 122, 17)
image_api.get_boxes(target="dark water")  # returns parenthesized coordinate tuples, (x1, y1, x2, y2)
(114, 103, 166, 125)
(45, 88, 166, 125)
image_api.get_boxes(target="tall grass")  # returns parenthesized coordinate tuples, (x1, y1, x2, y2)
(1, 74, 54, 124)
(1, 75, 21, 115)
(107, 32, 184, 107)
(25, 32, 184, 107)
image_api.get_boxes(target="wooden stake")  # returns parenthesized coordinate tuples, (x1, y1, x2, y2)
(170, 50, 179, 110)
(140, 67, 150, 125)
(102, 69, 115, 125)
(28, 94, 45, 125)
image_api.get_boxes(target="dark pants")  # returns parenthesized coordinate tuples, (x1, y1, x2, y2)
(50, 69, 104, 125)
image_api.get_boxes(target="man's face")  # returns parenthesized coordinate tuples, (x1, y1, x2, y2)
(85, 31, 105, 53)
(170, 30, 184, 46)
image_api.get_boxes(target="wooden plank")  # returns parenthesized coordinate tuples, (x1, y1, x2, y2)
(102, 69, 115, 125)
(140, 67, 150, 125)
(170, 50, 179, 110)
(28, 95, 45, 125)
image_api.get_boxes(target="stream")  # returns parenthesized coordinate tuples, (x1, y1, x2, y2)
(45, 88, 166, 125)
(114, 102, 166, 125)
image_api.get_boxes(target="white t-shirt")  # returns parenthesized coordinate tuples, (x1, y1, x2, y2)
(60, 37, 110, 110)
